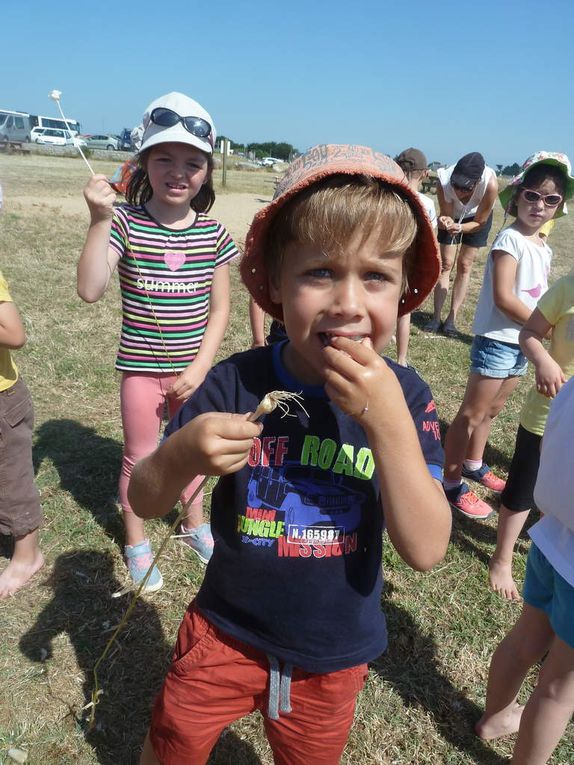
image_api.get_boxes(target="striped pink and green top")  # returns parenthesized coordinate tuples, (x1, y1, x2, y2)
(109, 205, 239, 372)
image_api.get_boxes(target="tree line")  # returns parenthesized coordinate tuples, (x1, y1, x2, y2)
(219, 137, 298, 161)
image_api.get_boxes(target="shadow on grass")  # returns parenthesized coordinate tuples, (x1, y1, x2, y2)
(411, 311, 474, 346)
(33, 419, 197, 546)
(19, 550, 167, 764)
(371, 593, 509, 765)
(34, 419, 124, 543)
(449, 512, 499, 566)
(18, 550, 262, 765)
(433, 414, 522, 566)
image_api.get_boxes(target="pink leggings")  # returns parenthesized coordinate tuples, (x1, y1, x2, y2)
(119, 372, 204, 514)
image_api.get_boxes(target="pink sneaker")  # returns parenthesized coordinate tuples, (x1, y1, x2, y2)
(462, 463, 506, 493)
(445, 483, 494, 520)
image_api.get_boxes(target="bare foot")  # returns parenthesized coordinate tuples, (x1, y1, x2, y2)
(488, 556, 521, 601)
(0, 551, 44, 598)
(475, 703, 524, 740)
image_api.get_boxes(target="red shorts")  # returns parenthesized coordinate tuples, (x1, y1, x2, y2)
(149, 601, 368, 765)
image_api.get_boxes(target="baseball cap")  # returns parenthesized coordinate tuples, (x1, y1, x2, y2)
(395, 148, 428, 172)
(139, 92, 216, 155)
(450, 152, 485, 190)
(241, 144, 440, 319)
(499, 151, 574, 219)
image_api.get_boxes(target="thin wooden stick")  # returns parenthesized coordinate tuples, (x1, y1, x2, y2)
(88, 390, 307, 728)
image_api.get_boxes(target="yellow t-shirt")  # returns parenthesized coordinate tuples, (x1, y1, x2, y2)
(0, 271, 19, 391)
(539, 219, 555, 240)
(520, 273, 574, 435)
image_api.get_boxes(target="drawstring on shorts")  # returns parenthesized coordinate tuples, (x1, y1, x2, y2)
(266, 654, 293, 720)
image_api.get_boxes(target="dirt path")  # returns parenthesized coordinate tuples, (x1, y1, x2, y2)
(8, 192, 269, 247)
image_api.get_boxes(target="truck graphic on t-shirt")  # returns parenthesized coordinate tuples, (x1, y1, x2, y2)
(246, 464, 364, 540)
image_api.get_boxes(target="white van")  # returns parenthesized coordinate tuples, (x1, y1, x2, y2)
(0, 110, 32, 142)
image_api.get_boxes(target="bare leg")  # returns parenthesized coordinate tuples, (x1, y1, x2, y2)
(182, 502, 204, 529)
(511, 635, 574, 764)
(396, 313, 411, 367)
(476, 604, 553, 741)
(140, 732, 160, 765)
(444, 245, 479, 326)
(431, 243, 457, 323)
(443, 374, 507, 484)
(466, 376, 521, 462)
(0, 528, 44, 598)
(123, 510, 147, 547)
(489, 505, 530, 601)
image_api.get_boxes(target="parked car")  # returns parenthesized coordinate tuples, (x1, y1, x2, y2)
(259, 157, 284, 167)
(85, 134, 120, 151)
(118, 128, 136, 152)
(31, 128, 86, 147)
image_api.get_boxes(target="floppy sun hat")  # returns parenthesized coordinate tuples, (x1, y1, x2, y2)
(499, 151, 574, 219)
(139, 92, 216, 155)
(241, 144, 441, 319)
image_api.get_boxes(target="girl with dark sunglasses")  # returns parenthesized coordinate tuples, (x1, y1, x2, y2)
(442, 152, 574, 524)
(77, 93, 240, 589)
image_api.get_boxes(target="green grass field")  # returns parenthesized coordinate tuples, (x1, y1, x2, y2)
(0, 154, 573, 764)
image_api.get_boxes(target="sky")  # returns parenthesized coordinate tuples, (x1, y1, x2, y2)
(4, 0, 574, 167)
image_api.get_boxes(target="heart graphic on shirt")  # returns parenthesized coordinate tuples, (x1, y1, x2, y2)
(164, 251, 186, 271)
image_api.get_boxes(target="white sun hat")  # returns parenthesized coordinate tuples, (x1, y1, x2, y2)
(139, 92, 216, 155)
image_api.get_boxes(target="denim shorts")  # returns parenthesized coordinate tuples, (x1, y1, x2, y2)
(469, 335, 528, 379)
(523, 543, 574, 649)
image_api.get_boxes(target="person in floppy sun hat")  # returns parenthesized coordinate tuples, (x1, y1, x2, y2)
(442, 149, 573, 523)
(242, 143, 441, 320)
(499, 150, 574, 219)
(133, 144, 451, 765)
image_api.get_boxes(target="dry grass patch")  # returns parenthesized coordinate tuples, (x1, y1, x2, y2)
(0, 154, 572, 764)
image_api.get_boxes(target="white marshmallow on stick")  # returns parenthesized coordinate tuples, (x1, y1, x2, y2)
(49, 90, 95, 175)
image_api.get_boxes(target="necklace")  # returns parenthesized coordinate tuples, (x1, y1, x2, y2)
(124, 224, 185, 377)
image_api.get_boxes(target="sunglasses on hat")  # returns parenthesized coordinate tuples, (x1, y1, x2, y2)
(520, 188, 563, 207)
(150, 107, 212, 140)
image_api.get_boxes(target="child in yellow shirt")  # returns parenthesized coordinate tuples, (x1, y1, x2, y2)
(0, 271, 44, 597)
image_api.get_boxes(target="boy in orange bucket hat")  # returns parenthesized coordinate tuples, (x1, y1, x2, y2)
(132, 144, 451, 765)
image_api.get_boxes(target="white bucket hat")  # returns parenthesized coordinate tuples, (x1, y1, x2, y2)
(139, 92, 216, 155)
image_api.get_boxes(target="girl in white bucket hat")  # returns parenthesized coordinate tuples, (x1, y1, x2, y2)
(77, 93, 239, 588)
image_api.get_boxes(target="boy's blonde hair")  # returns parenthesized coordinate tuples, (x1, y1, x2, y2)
(265, 174, 418, 294)
(241, 145, 440, 320)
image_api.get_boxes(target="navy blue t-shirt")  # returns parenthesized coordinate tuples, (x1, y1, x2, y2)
(166, 342, 443, 673)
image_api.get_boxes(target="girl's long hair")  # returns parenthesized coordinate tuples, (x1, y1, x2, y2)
(125, 147, 215, 213)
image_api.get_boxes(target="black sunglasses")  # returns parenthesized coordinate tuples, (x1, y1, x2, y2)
(451, 181, 476, 193)
(150, 107, 212, 140)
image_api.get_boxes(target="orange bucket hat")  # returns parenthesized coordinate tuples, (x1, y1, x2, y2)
(241, 144, 440, 320)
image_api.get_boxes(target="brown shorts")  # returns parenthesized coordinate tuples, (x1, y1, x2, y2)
(0, 377, 42, 537)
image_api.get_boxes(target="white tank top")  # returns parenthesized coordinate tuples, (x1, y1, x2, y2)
(437, 164, 496, 219)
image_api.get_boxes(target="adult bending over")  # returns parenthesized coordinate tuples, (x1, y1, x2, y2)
(426, 152, 498, 336)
